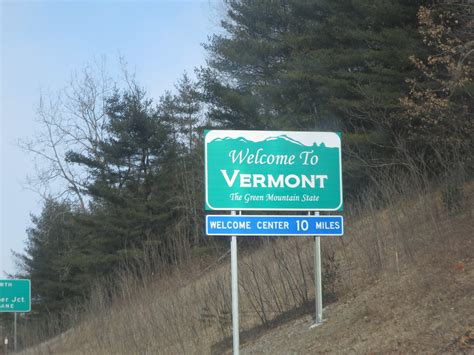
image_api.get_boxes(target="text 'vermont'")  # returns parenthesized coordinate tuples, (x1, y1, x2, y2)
(220, 170, 328, 189)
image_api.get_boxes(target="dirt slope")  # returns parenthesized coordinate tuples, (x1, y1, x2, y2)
(240, 222, 474, 354)
(18, 185, 474, 354)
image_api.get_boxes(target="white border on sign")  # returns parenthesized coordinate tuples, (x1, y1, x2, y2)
(205, 215, 344, 236)
(204, 130, 343, 211)
(0, 279, 31, 313)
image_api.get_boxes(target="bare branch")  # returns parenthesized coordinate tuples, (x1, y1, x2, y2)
(20, 59, 116, 210)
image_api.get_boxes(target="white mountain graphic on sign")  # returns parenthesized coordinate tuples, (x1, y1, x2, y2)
(210, 134, 328, 147)
(264, 135, 305, 146)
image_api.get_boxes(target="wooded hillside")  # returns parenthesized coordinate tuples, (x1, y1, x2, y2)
(4, 1, 472, 347)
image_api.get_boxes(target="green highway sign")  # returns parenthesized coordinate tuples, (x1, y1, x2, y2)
(205, 130, 342, 211)
(0, 279, 31, 312)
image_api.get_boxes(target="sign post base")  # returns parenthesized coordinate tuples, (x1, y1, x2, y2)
(309, 319, 325, 329)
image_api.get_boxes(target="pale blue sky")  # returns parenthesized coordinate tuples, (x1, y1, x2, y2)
(1, 0, 219, 276)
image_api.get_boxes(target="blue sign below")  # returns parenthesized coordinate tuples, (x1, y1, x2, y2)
(206, 215, 343, 236)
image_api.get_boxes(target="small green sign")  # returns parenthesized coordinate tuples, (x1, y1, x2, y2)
(205, 130, 342, 211)
(0, 279, 31, 312)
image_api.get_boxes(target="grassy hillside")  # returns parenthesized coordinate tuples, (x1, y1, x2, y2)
(240, 213, 473, 353)
(20, 179, 473, 354)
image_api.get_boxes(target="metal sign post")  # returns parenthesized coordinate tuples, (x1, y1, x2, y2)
(14, 313, 17, 352)
(230, 210, 240, 355)
(307, 211, 323, 328)
(313, 212, 324, 327)
(314, 234, 323, 325)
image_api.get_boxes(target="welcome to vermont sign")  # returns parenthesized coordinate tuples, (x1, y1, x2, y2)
(205, 130, 342, 211)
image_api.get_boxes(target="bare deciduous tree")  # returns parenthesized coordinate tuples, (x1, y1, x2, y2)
(20, 58, 114, 210)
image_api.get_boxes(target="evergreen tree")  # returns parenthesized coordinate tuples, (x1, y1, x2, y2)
(16, 199, 86, 315)
(66, 85, 175, 272)
(158, 91, 182, 153)
(200, 0, 426, 194)
(203, 0, 424, 129)
(174, 72, 202, 152)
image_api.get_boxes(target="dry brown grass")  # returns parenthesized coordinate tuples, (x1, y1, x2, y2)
(240, 206, 474, 354)
(19, 176, 474, 354)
